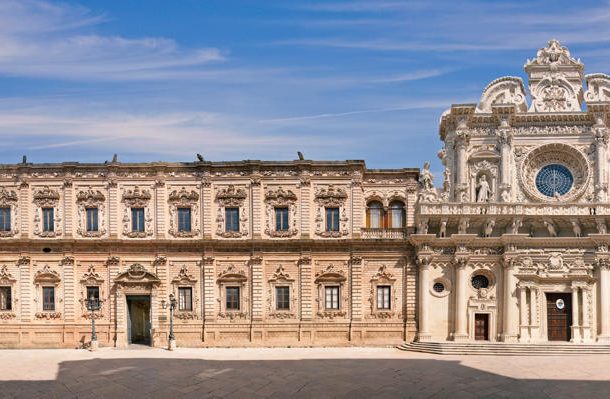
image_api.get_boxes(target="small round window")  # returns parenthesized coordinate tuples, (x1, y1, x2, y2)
(432, 282, 445, 293)
(471, 275, 490, 289)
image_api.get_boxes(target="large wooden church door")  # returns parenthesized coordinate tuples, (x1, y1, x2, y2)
(547, 293, 571, 341)
(474, 313, 489, 341)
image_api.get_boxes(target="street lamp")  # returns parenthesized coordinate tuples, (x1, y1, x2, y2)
(167, 293, 177, 350)
(85, 295, 102, 351)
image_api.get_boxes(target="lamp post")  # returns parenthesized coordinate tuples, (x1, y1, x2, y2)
(85, 295, 102, 351)
(168, 293, 177, 350)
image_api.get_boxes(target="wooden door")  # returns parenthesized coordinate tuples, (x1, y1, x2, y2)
(547, 293, 571, 341)
(474, 313, 489, 341)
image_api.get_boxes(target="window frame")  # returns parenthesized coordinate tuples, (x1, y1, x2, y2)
(85, 207, 99, 232)
(42, 286, 55, 311)
(225, 207, 240, 233)
(0, 286, 11, 311)
(178, 286, 193, 311)
(42, 207, 55, 233)
(0, 207, 11, 232)
(177, 207, 192, 233)
(225, 286, 240, 311)
(131, 207, 145, 233)
(325, 207, 340, 232)
(324, 285, 340, 310)
(275, 286, 290, 311)
(274, 207, 290, 232)
(376, 285, 391, 310)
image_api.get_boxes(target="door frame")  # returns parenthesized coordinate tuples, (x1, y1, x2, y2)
(468, 309, 496, 341)
(474, 313, 490, 341)
(126, 295, 152, 345)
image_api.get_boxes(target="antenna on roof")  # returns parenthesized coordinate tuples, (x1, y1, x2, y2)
(297, 151, 304, 160)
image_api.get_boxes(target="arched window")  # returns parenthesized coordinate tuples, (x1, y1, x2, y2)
(366, 201, 384, 228)
(389, 201, 405, 229)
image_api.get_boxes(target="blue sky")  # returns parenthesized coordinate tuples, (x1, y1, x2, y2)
(1, 0, 610, 174)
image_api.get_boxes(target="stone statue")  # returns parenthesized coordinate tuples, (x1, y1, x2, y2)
(458, 218, 469, 234)
(443, 168, 451, 192)
(506, 218, 522, 235)
(482, 219, 495, 238)
(419, 162, 434, 191)
(571, 220, 582, 238)
(439, 220, 447, 238)
(417, 218, 429, 234)
(476, 175, 491, 202)
(597, 219, 608, 235)
(543, 220, 558, 237)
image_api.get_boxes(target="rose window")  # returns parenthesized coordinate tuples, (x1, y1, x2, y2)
(471, 275, 490, 290)
(535, 164, 573, 197)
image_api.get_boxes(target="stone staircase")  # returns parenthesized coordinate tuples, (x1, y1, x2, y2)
(398, 341, 610, 355)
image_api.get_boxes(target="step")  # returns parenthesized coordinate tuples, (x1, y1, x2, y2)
(397, 342, 610, 355)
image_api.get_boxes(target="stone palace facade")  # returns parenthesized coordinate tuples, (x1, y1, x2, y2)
(0, 158, 418, 348)
(415, 40, 610, 344)
(3, 40, 610, 349)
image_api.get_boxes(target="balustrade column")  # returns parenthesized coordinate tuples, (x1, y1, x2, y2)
(453, 260, 468, 341)
(594, 122, 608, 201)
(417, 260, 432, 341)
(571, 286, 581, 343)
(599, 262, 610, 343)
(519, 285, 529, 342)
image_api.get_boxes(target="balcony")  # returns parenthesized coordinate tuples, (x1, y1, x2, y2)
(360, 228, 407, 239)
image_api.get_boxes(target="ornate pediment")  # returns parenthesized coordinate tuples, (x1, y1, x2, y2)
(0, 265, 15, 284)
(172, 265, 197, 284)
(314, 185, 348, 207)
(525, 39, 582, 68)
(217, 264, 247, 283)
(0, 187, 18, 205)
(168, 187, 199, 203)
(215, 185, 247, 207)
(32, 186, 60, 206)
(122, 186, 152, 207)
(268, 265, 293, 282)
(80, 265, 104, 285)
(34, 265, 61, 284)
(114, 263, 160, 286)
(314, 264, 346, 283)
(477, 76, 527, 113)
(265, 187, 297, 205)
(370, 265, 395, 282)
(76, 187, 105, 204)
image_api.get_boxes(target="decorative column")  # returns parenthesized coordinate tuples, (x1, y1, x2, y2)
(581, 286, 592, 342)
(454, 129, 470, 202)
(502, 257, 519, 342)
(518, 284, 529, 342)
(498, 127, 513, 202)
(453, 257, 469, 341)
(416, 254, 432, 342)
(599, 259, 610, 343)
(529, 287, 539, 341)
(594, 116, 608, 201)
(571, 285, 581, 343)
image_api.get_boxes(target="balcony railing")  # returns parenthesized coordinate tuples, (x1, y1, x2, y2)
(419, 202, 607, 217)
(360, 228, 407, 239)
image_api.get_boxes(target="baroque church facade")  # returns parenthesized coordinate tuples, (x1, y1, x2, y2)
(415, 40, 610, 344)
(2, 40, 610, 349)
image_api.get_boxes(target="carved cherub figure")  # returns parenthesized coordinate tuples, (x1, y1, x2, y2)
(543, 220, 558, 237)
(597, 219, 608, 235)
(439, 220, 447, 238)
(571, 220, 582, 238)
(458, 218, 469, 234)
(506, 218, 522, 235)
(482, 219, 495, 237)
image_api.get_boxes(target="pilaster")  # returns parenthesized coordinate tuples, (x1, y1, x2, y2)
(250, 255, 263, 320)
(62, 180, 73, 237)
(298, 255, 312, 321)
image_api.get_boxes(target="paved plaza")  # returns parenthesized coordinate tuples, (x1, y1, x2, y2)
(0, 347, 609, 398)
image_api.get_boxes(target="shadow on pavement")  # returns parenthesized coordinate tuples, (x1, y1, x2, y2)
(0, 355, 606, 398)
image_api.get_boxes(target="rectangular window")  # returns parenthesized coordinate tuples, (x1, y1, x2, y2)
(0, 207, 10, 232)
(325, 207, 340, 232)
(377, 286, 391, 310)
(325, 286, 340, 310)
(0, 287, 11, 311)
(225, 286, 240, 310)
(86, 208, 99, 232)
(275, 207, 289, 231)
(131, 207, 145, 232)
(178, 287, 193, 311)
(225, 207, 240, 232)
(177, 207, 192, 233)
(42, 287, 55, 311)
(275, 286, 290, 310)
(42, 207, 54, 232)
(86, 286, 100, 302)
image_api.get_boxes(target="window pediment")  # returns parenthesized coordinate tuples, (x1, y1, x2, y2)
(370, 265, 396, 283)
(216, 185, 247, 207)
(314, 185, 347, 207)
(122, 186, 152, 207)
(76, 187, 105, 204)
(168, 187, 199, 204)
(33, 186, 60, 206)
(0, 265, 16, 284)
(172, 265, 197, 285)
(0, 187, 18, 205)
(268, 265, 294, 283)
(217, 264, 247, 283)
(265, 187, 297, 205)
(315, 264, 347, 284)
(80, 265, 104, 285)
(34, 264, 61, 285)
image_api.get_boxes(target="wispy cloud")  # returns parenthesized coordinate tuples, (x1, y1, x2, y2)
(0, 0, 225, 81)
